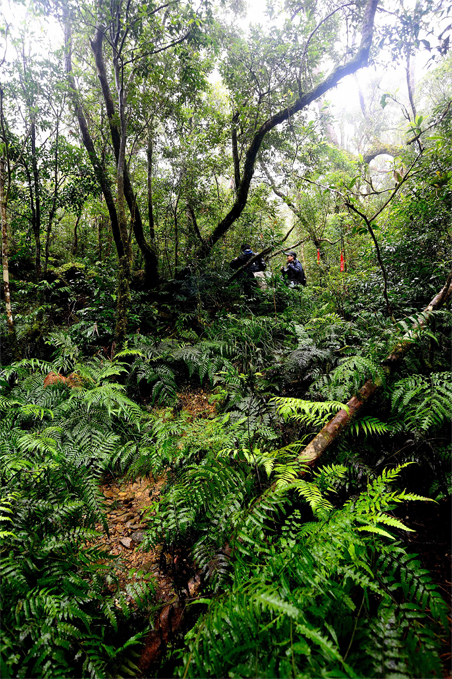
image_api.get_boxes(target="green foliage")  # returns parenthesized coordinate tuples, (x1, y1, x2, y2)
(0, 360, 155, 678)
(1, 4, 451, 677)
(391, 371, 452, 433)
(349, 415, 392, 437)
(313, 354, 386, 401)
(273, 396, 349, 427)
(180, 465, 446, 678)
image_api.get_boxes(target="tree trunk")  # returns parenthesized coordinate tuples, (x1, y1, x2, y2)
(23, 160, 41, 278)
(115, 255, 131, 345)
(63, 12, 124, 262)
(195, 0, 379, 260)
(147, 130, 155, 242)
(231, 112, 241, 193)
(73, 212, 82, 255)
(405, 51, 416, 121)
(90, 29, 159, 289)
(44, 119, 61, 275)
(64, 9, 130, 344)
(30, 123, 42, 278)
(97, 215, 103, 261)
(186, 203, 204, 246)
(0, 156, 19, 356)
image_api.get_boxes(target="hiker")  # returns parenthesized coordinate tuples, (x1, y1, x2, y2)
(230, 244, 267, 294)
(281, 251, 306, 287)
(230, 244, 266, 275)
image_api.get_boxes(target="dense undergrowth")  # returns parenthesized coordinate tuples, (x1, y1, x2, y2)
(1, 277, 451, 678)
(1, 7, 451, 677)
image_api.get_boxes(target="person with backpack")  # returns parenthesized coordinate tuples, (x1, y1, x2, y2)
(281, 251, 306, 287)
(230, 244, 266, 275)
(230, 244, 267, 294)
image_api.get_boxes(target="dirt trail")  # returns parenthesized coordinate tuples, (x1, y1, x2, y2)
(88, 389, 217, 673)
(92, 388, 216, 600)
(93, 476, 177, 602)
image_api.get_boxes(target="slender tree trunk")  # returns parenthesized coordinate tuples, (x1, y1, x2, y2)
(115, 255, 131, 342)
(112, 54, 133, 343)
(30, 123, 42, 278)
(72, 212, 82, 255)
(44, 119, 61, 275)
(173, 188, 183, 275)
(405, 51, 416, 121)
(174, 207, 179, 276)
(23, 160, 41, 277)
(63, 13, 124, 261)
(231, 112, 241, 194)
(97, 215, 103, 261)
(187, 203, 204, 246)
(0, 156, 18, 355)
(147, 129, 155, 242)
(90, 29, 159, 289)
(105, 215, 112, 259)
(64, 9, 130, 344)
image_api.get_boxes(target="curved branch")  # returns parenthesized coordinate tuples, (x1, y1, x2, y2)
(363, 144, 401, 164)
(196, 0, 379, 259)
(300, 3, 355, 69)
(345, 200, 393, 318)
(267, 238, 308, 260)
(232, 112, 241, 191)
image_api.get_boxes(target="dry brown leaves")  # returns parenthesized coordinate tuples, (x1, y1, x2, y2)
(177, 387, 216, 419)
(91, 476, 175, 602)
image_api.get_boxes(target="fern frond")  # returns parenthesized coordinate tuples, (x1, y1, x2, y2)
(350, 416, 392, 437)
(273, 396, 349, 426)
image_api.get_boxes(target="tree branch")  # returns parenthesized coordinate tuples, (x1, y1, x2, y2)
(294, 270, 452, 469)
(196, 0, 379, 260)
(227, 246, 273, 284)
(232, 112, 241, 192)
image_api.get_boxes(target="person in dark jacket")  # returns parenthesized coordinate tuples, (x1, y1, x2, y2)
(230, 244, 266, 295)
(281, 251, 306, 287)
(230, 244, 266, 275)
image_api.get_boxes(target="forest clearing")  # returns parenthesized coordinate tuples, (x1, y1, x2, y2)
(1, 0, 451, 676)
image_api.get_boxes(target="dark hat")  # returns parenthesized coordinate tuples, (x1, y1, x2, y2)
(241, 243, 251, 251)
(286, 251, 297, 258)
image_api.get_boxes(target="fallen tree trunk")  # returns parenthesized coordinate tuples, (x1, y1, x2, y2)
(297, 270, 452, 468)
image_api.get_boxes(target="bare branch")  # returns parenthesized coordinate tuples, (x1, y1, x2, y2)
(406, 100, 451, 145)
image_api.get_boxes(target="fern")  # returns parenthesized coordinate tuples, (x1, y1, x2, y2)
(0, 356, 155, 678)
(45, 331, 81, 373)
(350, 415, 392, 437)
(179, 464, 445, 678)
(391, 372, 452, 433)
(273, 396, 349, 427)
(178, 342, 235, 385)
(312, 354, 385, 401)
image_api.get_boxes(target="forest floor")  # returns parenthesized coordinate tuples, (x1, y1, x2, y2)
(91, 387, 216, 603)
(88, 388, 217, 674)
(93, 476, 174, 601)
(89, 388, 451, 677)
